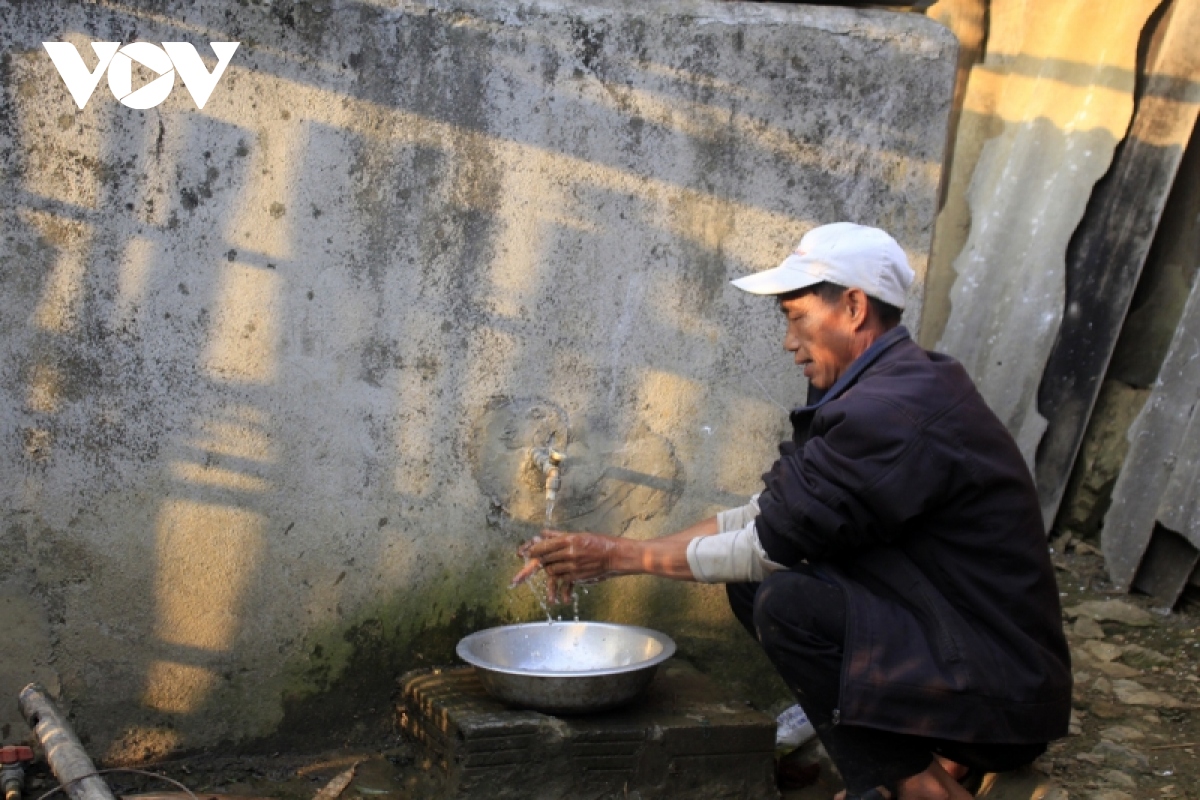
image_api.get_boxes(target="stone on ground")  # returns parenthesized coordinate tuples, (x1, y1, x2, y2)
(1112, 679, 1184, 708)
(1064, 600, 1155, 626)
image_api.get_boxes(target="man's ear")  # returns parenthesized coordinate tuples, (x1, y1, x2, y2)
(845, 288, 869, 328)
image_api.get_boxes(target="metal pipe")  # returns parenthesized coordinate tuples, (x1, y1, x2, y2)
(531, 446, 564, 509)
(18, 684, 117, 800)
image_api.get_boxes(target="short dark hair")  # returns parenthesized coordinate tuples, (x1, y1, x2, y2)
(778, 282, 903, 328)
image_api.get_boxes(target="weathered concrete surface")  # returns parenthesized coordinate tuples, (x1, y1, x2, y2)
(924, 0, 1160, 467)
(1103, 262, 1200, 595)
(0, 0, 955, 756)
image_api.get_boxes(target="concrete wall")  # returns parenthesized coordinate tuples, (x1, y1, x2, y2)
(0, 0, 955, 757)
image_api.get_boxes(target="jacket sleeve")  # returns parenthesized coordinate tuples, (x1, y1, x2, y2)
(755, 396, 951, 565)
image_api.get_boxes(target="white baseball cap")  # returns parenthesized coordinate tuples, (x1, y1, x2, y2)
(731, 222, 914, 309)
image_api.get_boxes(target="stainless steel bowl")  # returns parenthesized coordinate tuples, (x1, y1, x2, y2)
(456, 621, 676, 713)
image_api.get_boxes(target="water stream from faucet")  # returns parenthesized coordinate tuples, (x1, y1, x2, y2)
(514, 444, 581, 623)
(518, 490, 584, 623)
(546, 496, 583, 623)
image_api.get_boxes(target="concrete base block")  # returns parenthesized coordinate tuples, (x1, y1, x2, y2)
(398, 660, 777, 799)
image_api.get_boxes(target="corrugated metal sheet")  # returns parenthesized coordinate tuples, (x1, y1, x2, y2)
(923, 0, 1160, 467)
(1034, 0, 1200, 527)
(1103, 261, 1200, 599)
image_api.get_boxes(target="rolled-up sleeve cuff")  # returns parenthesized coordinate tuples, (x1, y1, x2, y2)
(716, 493, 761, 533)
(686, 520, 785, 584)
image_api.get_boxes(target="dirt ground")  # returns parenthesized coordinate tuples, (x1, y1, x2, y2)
(1040, 542, 1200, 800)
(20, 543, 1199, 800)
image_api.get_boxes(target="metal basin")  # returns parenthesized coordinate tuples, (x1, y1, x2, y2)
(456, 621, 676, 714)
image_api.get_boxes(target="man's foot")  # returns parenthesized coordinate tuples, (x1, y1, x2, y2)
(933, 755, 970, 782)
(933, 755, 982, 793)
(833, 759, 973, 799)
(894, 759, 974, 799)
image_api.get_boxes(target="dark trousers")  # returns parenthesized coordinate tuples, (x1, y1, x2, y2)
(727, 569, 1046, 795)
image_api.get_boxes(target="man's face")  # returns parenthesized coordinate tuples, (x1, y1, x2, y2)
(779, 290, 860, 390)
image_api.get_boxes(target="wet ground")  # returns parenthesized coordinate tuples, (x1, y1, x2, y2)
(23, 543, 1199, 800)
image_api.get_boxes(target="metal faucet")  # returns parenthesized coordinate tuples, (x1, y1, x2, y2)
(530, 442, 564, 512)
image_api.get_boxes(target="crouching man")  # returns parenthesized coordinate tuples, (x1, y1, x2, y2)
(513, 223, 1072, 800)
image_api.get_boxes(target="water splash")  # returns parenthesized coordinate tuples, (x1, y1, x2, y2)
(524, 567, 555, 622)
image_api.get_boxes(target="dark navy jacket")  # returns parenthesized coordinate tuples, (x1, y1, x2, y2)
(756, 326, 1072, 743)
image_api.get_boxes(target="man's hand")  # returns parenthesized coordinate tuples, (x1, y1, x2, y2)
(511, 530, 624, 603)
(510, 518, 715, 602)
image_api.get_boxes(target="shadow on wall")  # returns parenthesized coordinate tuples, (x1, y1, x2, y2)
(0, 0, 954, 756)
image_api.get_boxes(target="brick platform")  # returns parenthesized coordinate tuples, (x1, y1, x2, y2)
(398, 660, 777, 799)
